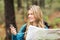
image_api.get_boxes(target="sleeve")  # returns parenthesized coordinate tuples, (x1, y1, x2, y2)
(12, 24, 26, 40)
(45, 26, 48, 29)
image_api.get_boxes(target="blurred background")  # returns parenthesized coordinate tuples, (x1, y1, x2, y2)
(0, 0, 60, 40)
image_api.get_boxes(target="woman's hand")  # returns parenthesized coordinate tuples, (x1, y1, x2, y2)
(10, 24, 17, 35)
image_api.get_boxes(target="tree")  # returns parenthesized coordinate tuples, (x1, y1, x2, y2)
(17, 0, 22, 10)
(49, 0, 53, 9)
(32, 0, 45, 8)
(4, 0, 17, 40)
(39, 0, 45, 8)
(32, 0, 38, 5)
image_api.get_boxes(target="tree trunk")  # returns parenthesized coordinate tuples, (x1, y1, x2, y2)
(49, 0, 53, 9)
(17, 0, 22, 10)
(32, 0, 38, 5)
(39, 0, 45, 8)
(4, 0, 17, 40)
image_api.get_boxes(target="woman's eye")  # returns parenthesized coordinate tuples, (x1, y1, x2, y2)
(28, 13, 33, 16)
(30, 13, 33, 15)
(28, 14, 29, 16)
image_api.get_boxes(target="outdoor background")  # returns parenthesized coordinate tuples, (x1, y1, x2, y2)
(0, 0, 60, 40)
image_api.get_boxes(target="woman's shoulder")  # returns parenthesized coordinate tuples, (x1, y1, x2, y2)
(19, 24, 27, 32)
(22, 24, 27, 27)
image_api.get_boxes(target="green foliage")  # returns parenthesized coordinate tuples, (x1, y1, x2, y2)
(50, 18, 60, 25)
(14, 0, 17, 4)
(0, 0, 4, 13)
(43, 15, 49, 22)
(0, 0, 4, 24)
(49, 18, 60, 28)
(57, 0, 60, 3)
(53, 18, 60, 24)
(45, 0, 52, 4)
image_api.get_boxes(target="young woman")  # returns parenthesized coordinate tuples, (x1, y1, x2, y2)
(10, 5, 48, 40)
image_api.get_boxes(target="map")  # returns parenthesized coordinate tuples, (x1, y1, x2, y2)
(26, 25, 60, 40)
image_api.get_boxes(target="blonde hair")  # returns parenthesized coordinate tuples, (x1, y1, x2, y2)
(27, 5, 45, 28)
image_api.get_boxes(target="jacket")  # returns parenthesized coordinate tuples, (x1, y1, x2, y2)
(12, 24, 48, 40)
(12, 24, 26, 40)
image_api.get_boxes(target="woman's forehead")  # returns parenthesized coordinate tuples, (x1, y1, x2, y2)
(28, 10, 33, 14)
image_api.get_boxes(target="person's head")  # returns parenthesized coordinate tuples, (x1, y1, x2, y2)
(27, 5, 45, 28)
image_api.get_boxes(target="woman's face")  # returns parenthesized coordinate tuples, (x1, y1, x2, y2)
(28, 10, 36, 23)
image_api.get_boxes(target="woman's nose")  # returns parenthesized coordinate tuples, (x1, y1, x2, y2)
(28, 15, 31, 18)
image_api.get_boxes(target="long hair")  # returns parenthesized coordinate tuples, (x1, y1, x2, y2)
(27, 5, 45, 28)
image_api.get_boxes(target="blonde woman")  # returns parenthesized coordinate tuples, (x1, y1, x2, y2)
(10, 5, 48, 40)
